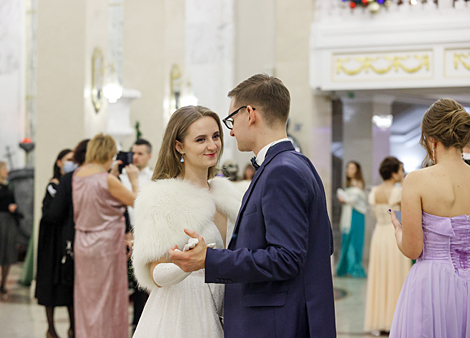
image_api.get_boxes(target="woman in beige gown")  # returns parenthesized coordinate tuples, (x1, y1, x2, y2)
(364, 157, 411, 334)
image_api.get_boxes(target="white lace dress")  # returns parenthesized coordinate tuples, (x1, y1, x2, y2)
(133, 221, 227, 338)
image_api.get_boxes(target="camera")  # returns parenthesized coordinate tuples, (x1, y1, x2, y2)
(116, 151, 133, 173)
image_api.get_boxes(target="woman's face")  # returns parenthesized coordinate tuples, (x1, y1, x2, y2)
(177, 116, 221, 172)
(57, 152, 74, 175)
(346, 163, 357, 179)
(0, 164, 8, 181)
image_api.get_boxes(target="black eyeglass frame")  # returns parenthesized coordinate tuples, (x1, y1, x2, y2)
(222, 106, 255, 130)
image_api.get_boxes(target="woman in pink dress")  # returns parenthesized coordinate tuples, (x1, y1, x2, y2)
(390, 98, 470, 337)
(73, 134, 139, 338)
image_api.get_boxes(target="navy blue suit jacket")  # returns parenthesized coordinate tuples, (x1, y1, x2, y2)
(205, 141, 336, 338)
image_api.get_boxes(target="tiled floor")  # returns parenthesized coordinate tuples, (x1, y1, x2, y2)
(1, 263, 385, 338)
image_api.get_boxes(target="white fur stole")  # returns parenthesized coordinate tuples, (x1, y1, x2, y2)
(132, 177, 241, 291)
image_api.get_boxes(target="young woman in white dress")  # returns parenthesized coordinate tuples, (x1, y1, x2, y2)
(132, 106, 242, 338)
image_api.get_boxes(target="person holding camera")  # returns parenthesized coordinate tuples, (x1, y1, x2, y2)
(118, 138, 153, 331)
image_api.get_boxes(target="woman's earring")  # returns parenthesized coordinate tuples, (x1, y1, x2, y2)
(432, 146, 435, 164)
(180, 153, 184, 163)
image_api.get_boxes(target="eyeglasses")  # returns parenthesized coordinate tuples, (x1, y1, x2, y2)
(222, 106, 255, 130)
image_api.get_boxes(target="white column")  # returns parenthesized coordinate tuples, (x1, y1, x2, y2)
(0, 0, 26, 169)
(371, 95, 393, 185)
(123, 0, 185, 161)
(185, 0, 235, 163)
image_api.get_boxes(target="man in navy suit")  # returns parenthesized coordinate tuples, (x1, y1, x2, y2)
(170, 74, 336, 337)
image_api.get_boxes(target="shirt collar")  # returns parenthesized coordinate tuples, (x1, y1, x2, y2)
(463, 152, 470, 160)
(255, 138, 291, 166)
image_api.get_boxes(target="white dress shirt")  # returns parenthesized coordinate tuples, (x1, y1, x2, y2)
(254, 138, 292, 166)
(120, 166, 152, 225)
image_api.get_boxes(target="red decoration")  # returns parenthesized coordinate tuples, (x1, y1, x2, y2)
(362, 0, 369, 4)
(21, 137, 32, 144)
(350, 1, 357, 8)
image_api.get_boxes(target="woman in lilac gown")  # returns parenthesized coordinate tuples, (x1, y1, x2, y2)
(390, 98, 470, 338)
(73, 134, 139, 338)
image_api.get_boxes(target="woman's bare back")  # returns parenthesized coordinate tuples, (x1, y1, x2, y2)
(417, 161, 470, 217)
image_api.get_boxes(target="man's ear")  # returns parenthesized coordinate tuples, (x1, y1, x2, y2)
(247, 105, 257, 126)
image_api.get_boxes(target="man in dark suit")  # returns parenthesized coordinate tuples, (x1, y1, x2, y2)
(463, 143, 470, 166)
(170, 74, 336, 338)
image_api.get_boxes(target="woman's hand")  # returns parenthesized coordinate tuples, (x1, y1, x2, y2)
(338, 196, 345, 204)
(391, 210, 403, 245)
(110, 160, 122, 177)
(8, 204, 17, 213)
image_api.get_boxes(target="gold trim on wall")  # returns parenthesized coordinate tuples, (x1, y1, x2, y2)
(454, 52, 470, 71)
(336, 55, 430, 76)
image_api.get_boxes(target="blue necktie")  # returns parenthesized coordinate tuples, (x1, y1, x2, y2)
(250, 157, 260, 171)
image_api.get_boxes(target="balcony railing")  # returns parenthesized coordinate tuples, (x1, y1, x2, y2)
(315, 0, 470, 22)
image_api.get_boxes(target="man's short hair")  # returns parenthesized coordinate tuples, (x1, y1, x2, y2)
(134, 138, 152, 154)
(228, 74, 290, 127)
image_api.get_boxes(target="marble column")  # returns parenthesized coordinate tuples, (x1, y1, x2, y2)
(0, 0, 26, 169)
(371, 95, 393, 185)
(185, 0, 235, 163)
(122, 0, 185, 160)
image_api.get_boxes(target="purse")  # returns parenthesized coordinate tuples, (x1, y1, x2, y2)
(60, 240, 74, 286)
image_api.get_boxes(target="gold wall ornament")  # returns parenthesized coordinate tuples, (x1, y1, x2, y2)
(91, 48, 105, 113)
(170, 64, 182, 112)
(454, 52, 470, 71)
(336, 55, 430, 76)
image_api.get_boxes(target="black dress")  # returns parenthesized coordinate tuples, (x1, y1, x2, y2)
(35, 173, 75, 307)
(0, 183, 17, 266)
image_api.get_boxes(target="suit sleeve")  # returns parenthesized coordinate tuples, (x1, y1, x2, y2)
(205, 164, 311, 284)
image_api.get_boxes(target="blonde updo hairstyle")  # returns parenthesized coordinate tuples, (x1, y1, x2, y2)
(85, 133, 117, 164)
(152, 105, 224, 181)
(419, 98, 470, 165)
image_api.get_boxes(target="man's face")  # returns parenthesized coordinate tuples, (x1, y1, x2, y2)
(228, 98, 253, 152)
(132, 144, 151, 170)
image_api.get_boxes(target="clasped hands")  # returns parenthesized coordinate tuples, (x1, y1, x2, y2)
(169, 229, 208, 272)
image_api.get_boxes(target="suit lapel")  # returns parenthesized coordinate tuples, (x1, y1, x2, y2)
(230, 141, 295, 242)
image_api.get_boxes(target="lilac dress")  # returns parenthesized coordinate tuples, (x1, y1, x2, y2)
(390, 212, 470, 338)
(73, 172, 128, 338)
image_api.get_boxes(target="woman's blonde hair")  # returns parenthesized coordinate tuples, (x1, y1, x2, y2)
(152, 105, 224, 181)
(85, 133, 117, 164)
(420, 98, 470, 166)
(0, 161, 6, 170)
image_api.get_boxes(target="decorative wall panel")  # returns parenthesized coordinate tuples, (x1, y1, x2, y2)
(332, 51, 433, 83)
(445, 48, 470, 79)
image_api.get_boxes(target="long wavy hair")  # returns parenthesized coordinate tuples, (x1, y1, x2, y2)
(152, 106, 224, 181)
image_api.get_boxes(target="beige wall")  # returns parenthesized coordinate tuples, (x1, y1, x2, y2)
(35, 0, 109, 273)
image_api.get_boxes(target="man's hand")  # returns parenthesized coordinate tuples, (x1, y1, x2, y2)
(126, 164, 139, 182)
(169, 229, 207, 272)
